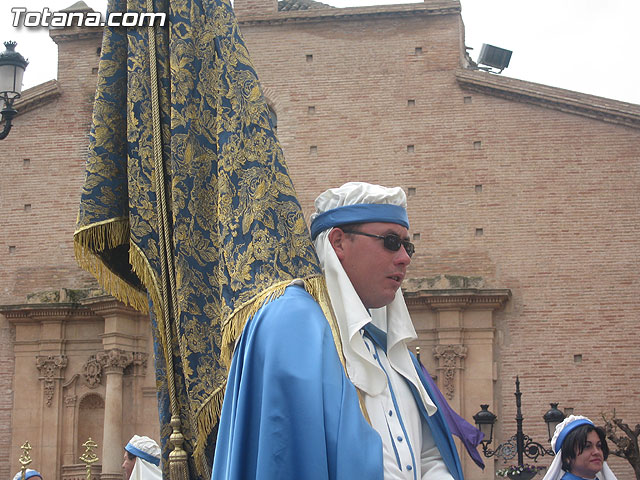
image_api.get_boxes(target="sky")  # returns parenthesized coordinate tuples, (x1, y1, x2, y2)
(2, 0, 639, 105)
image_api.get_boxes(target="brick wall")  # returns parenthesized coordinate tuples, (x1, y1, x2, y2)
(0, 27, 102, 479)
(0, 323, 15, 477)
(0, 2, 638, 478)
(234, 0, 278, 16)
(237, 6, 640, 477)
(0, 28, 101, 306)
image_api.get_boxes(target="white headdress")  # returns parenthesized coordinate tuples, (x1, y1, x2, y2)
(541, 415, 617, 480)
(12, 469, 42, 480)
(125, 435, 163, 480)
(310, 182, 436, 415)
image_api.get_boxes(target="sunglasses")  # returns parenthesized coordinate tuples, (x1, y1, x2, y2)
(341, 230, 415, 257)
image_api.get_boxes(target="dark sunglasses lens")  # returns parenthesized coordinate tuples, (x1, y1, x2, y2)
(404, 242, 415, 257)
(382, 235, 402, 251)
(383, 234, 414, 257)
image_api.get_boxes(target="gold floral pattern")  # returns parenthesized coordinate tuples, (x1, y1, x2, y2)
(74, 0, 326, 476)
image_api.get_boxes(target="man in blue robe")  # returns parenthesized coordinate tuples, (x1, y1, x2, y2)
(310, 182, 466, 480)
(211, 282, 383, 479)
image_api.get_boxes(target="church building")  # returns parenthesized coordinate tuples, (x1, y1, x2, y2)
(1, 0, 638, 478)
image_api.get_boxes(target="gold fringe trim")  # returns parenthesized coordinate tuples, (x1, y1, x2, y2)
(218, 275, 346, 370)
(128, 241, 170, 371)
(192, 274, 353, 468)
(219, 278, 296, 367)
(73, 219, 149, 313)
(74, 217, 128, 251)
(128, 241, 163, 319)
(302, 275, 346, 369)
(73, 221, 170, 377)
(220, 275, 345, 368)
(192, 385, 226, 471)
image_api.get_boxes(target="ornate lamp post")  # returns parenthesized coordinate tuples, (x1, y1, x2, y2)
(473, 376, 565, 480)
(0, 41, 29, 140)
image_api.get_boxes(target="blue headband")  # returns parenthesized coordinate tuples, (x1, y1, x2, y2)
(310, 204, 409, 240)
(125, 443, 161, 466)
(22, 471, 42, 480)
(554, 418, 594, 453)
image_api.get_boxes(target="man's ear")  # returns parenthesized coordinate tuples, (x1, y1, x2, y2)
(328, 228, 347, 261)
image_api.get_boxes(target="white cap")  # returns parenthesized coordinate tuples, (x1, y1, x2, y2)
(125, 435, 161, 465)
(13, 470, 42, 480)
(313, 181, 407, 212)
(310, 182, 408, 239)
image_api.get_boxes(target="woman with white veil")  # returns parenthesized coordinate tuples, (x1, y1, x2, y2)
(542, 415, 618, 480)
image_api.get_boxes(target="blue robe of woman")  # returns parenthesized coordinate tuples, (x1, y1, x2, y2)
(561, 473, 595, 480)
(211, 285, 383, 479)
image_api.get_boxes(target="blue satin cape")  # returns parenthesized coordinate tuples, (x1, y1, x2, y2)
(211, 285, 383, 479)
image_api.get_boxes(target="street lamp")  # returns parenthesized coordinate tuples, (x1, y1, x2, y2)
(543, 402, 565, 442)
(0, 41, 29, 140)
(473, 404, 497, 445)
(474, 377, 565, 469)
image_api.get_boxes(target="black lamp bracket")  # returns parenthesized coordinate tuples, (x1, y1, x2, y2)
(481, 433, 555, 462)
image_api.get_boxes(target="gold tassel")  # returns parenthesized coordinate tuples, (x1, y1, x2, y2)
(168, 416, 189, 479)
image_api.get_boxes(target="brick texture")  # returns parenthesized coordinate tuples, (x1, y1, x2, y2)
(0, 27, 102, 479)
(237, 6, 640, 478)
(1, 2, 639, 478)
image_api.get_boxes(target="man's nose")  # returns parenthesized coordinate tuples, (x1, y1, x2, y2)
(395, 246, 411, 265)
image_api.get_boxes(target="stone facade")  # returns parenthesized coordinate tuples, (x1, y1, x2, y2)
(0, 20, 161, 479)
(2, 296, 158, 479)
(1, 0, 639, 478)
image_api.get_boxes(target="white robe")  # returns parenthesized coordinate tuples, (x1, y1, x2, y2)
(130, 457, 163, 480)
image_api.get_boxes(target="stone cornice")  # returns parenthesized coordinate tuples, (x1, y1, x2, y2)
(80, 295, 142, 317)
(456, 69, 640, 129)
(1, 303, 94, 322)
(238, 1, 460, 25)
(14, 80, 62, 117)
(404, 288, 511, 309)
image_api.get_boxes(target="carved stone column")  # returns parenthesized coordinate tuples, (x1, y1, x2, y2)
(97, 349, 133, 480)
(62, 374, 79, 466)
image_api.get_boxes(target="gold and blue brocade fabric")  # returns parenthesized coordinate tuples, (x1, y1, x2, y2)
(74, 0, 326, 476)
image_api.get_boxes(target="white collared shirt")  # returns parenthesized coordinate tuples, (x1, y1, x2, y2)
(361, 330, 453, 480)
